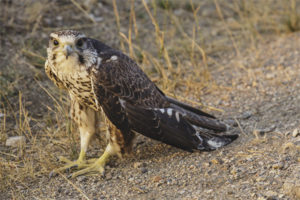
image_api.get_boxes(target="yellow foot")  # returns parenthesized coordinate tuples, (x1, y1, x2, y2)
(49, 156, 95, 178)
(68, 151, 110, 178)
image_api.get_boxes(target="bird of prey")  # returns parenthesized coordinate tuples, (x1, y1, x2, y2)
(45, 30, 238, 178)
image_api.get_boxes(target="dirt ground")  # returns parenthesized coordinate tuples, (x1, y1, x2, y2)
(1, 0, 300, 199)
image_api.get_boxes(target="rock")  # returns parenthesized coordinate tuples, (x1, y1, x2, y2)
(265, 190, 278, 198)
(134, 162, 146, 169)
(77, 176, 87, 182)
(5, 136, 26, 147)
(240, 111, 252, 119)
(257, 125, 277, 134)
(211, 159, 219, 165)
(133, 162, 142, 169)
(272, 162, 284, 170)
(284, 131, 291, 136)
(179, 190, 185, 195)
(292, 128, 299, 137)
(152, 176, 162, 183)
(128, 177, 134, 182)
(105, 173, 112, 180)
(257, 197, 266, 200)
(141, 168, 148, 174)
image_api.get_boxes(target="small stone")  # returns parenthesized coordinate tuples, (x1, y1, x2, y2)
(5, 136, 26, 147)
(179, 190, 185, 195)
(285, 131, 291, 136)
(77, 176, 87, 182)
(105, 173, 112, 180)
(292, 128, 299, 137)
(203, 162, 210, 167)
(152, 176, 162, 183)
(56, 15, 63, 21)
(240, 111, 252, 119)
(128, 177, 134, 182)
(272, 162, 284, 170)
(141, 168, 148, 174)
(211, 159, 219, 164)
(134, 162, 142, 169)
(266, 73, 275, 79)
(257, 197, 266, 200)
(257, 125, 277, 134)
(265, 190, 278, 198)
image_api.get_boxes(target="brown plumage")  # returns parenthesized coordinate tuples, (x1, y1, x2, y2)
(45, 30, 238, 178)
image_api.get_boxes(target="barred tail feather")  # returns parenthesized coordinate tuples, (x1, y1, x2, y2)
(195, 132, 238, 151)
(123, 102, 238, 152)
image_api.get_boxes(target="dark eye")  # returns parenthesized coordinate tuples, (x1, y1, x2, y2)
(53, 40, 59, 46)
(76, 39, 84, 48)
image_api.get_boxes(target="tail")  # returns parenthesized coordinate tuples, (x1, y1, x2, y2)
(167, 96, 228, 132)
(123, 99, 238, 152)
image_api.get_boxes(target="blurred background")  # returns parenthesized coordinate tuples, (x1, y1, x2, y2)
(1, 0, 300, 199)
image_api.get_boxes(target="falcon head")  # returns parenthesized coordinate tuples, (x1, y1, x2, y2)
(47, 30, 98, 70)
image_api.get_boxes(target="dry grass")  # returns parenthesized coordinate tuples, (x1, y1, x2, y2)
(0, 0, 300, 198)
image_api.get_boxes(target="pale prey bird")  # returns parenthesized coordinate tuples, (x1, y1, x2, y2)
(45, 30, 238, 178)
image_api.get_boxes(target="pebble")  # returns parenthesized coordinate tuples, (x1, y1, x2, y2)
(285, 131, 291, 136)
(134, 162, 146, 169)
(265, 190, 278, 198)
(179, 190, 185, 195)
(77, 176, 87, 182)
(152, 176, 162, 183)
(292, 128, 299, 137)
(5, 136, 26, 147)
(240, 111, 252, 119)
(256, 125, 277, 134)
(134, 162, 142, 169)
(105, 173, 112, 180)
(272, 162, 284, 170)
(141, 168, 148, 174)
(128, 177, 134, 182)
(254, 125, 277, 138)
(211, 159, 219, 165)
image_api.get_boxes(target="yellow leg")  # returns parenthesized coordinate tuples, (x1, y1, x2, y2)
(68, 145, 111, 178)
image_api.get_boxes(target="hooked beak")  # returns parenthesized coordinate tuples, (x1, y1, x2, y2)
(64, 45, 73, 59)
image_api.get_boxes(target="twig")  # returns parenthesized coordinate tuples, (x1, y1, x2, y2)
(22, 49, 46, 61)
(34, 79, 63, 114)
(214, 0, 240, 57)
(70, 0, 95, 23)
(234, 118, 246, 135)
(112, 0, 125, 51)
(0, 151, 17, 158)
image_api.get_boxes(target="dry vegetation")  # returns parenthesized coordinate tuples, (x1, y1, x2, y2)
(1, 0, 300, 199)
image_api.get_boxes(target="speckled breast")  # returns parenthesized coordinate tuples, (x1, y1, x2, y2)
(62, 72, 99, 111)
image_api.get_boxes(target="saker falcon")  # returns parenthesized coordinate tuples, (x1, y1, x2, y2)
(45, 30, 238, 178)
